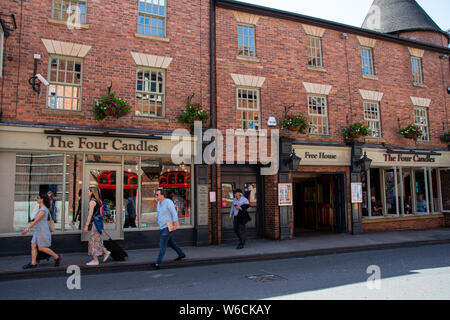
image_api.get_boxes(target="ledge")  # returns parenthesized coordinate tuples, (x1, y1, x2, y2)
(413, 83, 427, 88)
(307, 66, 327, 73)
(41, 108, 85, 117)
(364, 137, 386, 144)
(307, 134, 333, 141)
(134, 33, 170, 43)
(363, 214, 444, 223)
(416, 140, 433, 146)
(236, 55, 260, 63)
(362, 74, 379, 81)
(47, 18, 90, 29)
(132, 116, 170, 123)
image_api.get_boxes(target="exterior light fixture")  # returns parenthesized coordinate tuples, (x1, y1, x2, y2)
(360, 152, 372, 172)
(439, 54, 449, 59)
(285, 149, 301, 171)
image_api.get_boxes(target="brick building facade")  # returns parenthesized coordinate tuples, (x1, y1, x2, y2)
(0, 0, 448, 255)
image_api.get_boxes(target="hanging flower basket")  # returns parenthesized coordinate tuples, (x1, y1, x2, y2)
(440, 130, 450, 143)
(399, 124, 423, 141)
(343, 122, 371, 140)
(93, 92, 131, 120)
(177, 96, 209, 125)
(280, 114, 309, 134)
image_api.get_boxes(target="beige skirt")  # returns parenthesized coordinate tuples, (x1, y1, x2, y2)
(88, 227, 105, 257)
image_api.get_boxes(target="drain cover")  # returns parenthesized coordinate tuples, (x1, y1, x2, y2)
(246, 274, 286, 283)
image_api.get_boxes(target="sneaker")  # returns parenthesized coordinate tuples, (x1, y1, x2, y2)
(174, 255, 186, 262)
(86, 260, 99, 266)
(103, 251, 111, 262)
(22, 263, 37, 269)
(152, 263, 160, 270)
(54, 254, 62, 267)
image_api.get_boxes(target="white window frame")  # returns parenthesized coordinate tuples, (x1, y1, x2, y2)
(51, 0, 87, 24)
(308, 95, 329, 136)
(361, 46, 375, 76)
(363, 101, 382, 138)
(135, 67, 166, 118)
(46, 55, 83, 111)
(414, 107, 429, 141)
(307, 36, 323, 68)
(237, 24, 256, 58)
(411, 56, 424, 85)
(236, 87, 260, 130)
(137, 0, 167, 38)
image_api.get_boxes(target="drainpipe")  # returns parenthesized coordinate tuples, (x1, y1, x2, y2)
(209, 0, 216, 244)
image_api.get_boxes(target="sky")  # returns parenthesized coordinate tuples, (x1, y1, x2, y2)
(239, 0, 450, 32)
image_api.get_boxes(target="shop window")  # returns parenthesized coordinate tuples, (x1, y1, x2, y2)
(414, 169, 429, 213)
(222, 183, 235, 208)
(440, 169, 450, 211)
(363, 168, 383, 217)
(244, 183, 257, 207)
(64, 154, 83, 231)
(123, 157, 139, 229)
(13, 153, 64, 232)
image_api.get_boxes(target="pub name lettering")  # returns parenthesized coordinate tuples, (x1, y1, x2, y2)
(47, 136, 159, 152)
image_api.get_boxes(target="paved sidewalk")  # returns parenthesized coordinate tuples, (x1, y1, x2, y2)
(1, 228, 449, 280)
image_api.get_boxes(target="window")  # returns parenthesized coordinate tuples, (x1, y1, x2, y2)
(308, 95, 328, 135)
(361, 47, 375, 76)
(363, 101, 381, 137)
(138, 0, 166, 38)
(414, 107, 429, 141)
(52, 0, 87, 24)
(47, 56, 82, 111)
(237, 88, 260, 130)
(411, 57, 424, 85)
(238, 25, 256, 57)
(135, 68, 165, 117)
(307, 36, 322, 67)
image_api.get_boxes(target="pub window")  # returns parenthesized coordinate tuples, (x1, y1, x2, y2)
(363, 101, 381, 138)
(221, 183, 235, 207)
(361, 47, 375, 76)
(52, 0, 87, 24)
(47, 56, 83, 111)
(308, 95, 329, 136)
(414, 107, 429, 141)
(440, 169, 450, 211)
(238, 24, 256, 57)
(137, 0, 166, 38)
(411, 56, 424, 85)
(135, 68, 165, 118)
(307, 36, 323, 68)
(237, 87, 260, 130)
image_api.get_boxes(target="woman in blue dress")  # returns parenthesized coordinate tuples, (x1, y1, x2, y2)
(21, 193, 62, 269)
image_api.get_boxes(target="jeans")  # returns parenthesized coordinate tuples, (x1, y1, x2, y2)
(156, 227, 185, 265)
(233, 216, 246, 245)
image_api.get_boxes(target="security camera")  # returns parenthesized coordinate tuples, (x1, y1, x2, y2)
(35, 74, 49, 86)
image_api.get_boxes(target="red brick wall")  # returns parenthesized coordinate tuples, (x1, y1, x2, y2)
(362, 215, 445, 232)
(215, 8, 449, 148)
(0, 0, 211, 132)
(399, 30, 449, 48)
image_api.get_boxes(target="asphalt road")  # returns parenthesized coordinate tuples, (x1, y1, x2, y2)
(1, 243, 449, 300)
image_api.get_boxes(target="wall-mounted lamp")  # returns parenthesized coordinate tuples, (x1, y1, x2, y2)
(0, 14, 17, 38)
(340, 33, 348, 39)
(439, 54, 449, 59)
(360, 152, 372, 172)
(284, 149, 301, 171)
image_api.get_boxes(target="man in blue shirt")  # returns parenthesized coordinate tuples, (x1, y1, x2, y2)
(153, 189, 186, 269)
(229, 189, 250, 249)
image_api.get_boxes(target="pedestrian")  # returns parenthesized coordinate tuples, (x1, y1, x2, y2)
(73, 189, 82, 229)
(229, 189, 250, 249)
(84, 186, 110, 266)
(21, 193, 62, 269)
(47, 191, 57, 222)
(123, 195, 137, 228)
(153, 189, 186, 269)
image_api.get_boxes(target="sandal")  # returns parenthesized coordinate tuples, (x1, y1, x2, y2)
(23, 263, 37, 269)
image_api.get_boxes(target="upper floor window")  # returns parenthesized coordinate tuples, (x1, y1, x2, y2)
(47, 56, 83, 111)
(411, 57, 424, 85)
(414, 107, 429, 141)
(135, 68, 165, 117)
(363, 101, 381, 138)
(51, 0, 87, 24)
(238, 25, 256, 57)
(361, 47, 375, 76)
(307, 36, 323, 68)
(237, 88, 260, 130)
(308, 95, 328, 135)
(138, 0, 166, 38)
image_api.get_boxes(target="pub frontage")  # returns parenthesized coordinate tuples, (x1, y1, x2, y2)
(0, 124, 205, 256)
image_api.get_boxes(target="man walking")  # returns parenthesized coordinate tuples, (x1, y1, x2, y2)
(153, 189, 186, 269)
(229, 189, 250, 249)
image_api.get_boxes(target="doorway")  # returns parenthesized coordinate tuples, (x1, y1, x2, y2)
(293, 173, 347, 235)
(82, 163, 123, 241)
(220, 166, 263, 242)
